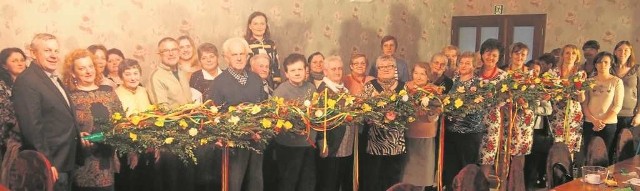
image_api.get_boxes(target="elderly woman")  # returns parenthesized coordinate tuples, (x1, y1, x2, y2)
(62, 49, 124, 191)
(343, 53, 374, 95)
(0, 48, 27, 87)
(360, 55, 407, 191)
(582, 52, 624, 164)
(190, 43, 222, 101)
(402, 62, 441, 190)
(546, 44, 586, 154)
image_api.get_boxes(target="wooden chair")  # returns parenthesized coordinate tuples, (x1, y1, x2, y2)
(451, 164, 490, 191)
(585, 136, 609, 167)
(615, 128, 635, 163)
(6, 150, 54, 191)
(546, 142, 572, 189)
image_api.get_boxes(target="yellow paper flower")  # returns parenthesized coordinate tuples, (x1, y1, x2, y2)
(390, 94, 397, 101)
(443, 97, 451, 105)
(589, 83, 596, 89)
(154, 117, 165, 127)
(200, 139, 208, 145)
(512, 83, 519, 89)
(283, 121, 293, 130)
(408, 117, 416, 123)
(129, 132, 137, 141)
(165, 137, 174, 144)
(146, 105, 157, 111)
(474, 96, 484, 103)
(210, 106, 219, 114)
(274, 97, 285, 105)
(250, 105, 262, 115)
(130, 116, 142, 125)
(362, 104, 372, 112)
(179, 119, 188, 129)
(228, 106, 236, 113)
(228, 116, 240, 125)
(112, 112, 122, 121)
(521, 85, 527, 91)
(501, 84, 508, 92)
(227, 141, 235, 148)
(188, 128, 198, 136)
(344, 96, 355, 106)
(456, 86, 466, 93)
(454, 98, 464, 108)
(261, 118, 272, 128)
(376, 101, 387, 107)
(534, 78, 541, 84)
(276, 119, 285, 128)
(555, 95, 563, 101)
(327, 99, 337, 109)
(398, 90, 407, 96)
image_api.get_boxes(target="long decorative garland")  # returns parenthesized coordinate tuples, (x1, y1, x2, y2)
(84, 70, 593, 164)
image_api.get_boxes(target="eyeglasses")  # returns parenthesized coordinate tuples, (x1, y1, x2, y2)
(352, 62, 366, 66)
(159, 48, 179, 54)
(377, 65, 395, 70)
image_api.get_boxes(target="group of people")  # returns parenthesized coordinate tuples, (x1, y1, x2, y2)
(0, 11, 638, 191)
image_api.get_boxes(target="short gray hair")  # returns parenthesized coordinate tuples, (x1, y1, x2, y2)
(30, 33, 57, 50)
(375, 55, 396, 67)
(222, 37, 250, 55)
(250, 53, 270, 67)
(323, 56, 343, 70)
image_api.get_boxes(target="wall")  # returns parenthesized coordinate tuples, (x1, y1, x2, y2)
(0, 0, 452, 78)
(1, 0, 638, 77)
(452, 0, 640, 55)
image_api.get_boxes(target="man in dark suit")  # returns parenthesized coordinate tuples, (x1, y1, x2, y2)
(12, 33, 80, 191)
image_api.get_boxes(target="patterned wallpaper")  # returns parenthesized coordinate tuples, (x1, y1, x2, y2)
(0, 0, 637, 81)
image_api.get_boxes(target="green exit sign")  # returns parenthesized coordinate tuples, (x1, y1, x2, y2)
(494, 5, 504, 15)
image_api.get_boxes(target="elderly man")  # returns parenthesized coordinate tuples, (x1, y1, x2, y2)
(315, 56, 356, 191)
(250, 53, 274, 97)
(12, 33, 79, 191)
(366, 35, 410, 82)
(207, 37, 267, 191)
(147, 37, 195, 191)
(148, 37, 193, 108)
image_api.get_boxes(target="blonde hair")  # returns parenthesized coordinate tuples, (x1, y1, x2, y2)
(177, 35, 199, 68)
(441, 45, 459, 53)
(62, 49, 102, 91)
(558, 44, 582, 67)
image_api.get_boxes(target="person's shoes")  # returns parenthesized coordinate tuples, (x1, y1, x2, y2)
(535, 177, 547, 188)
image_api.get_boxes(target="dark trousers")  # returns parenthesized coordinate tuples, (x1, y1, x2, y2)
(263, 141, 278, 191)
(229, 148, 263, 191)
(316, 155, 353, 191)
(524, 129, 552, 189)
(54, 172, 71, 191)
(114, 153, 155, 191)
(361, 154, 406, 191)
(154, 152, 195, 191)
(583, 122, 617, 165)
(442, 131, 482, 190)
(617, 117, 640, 153)
(194, 146, 221, 191)
(275, 143, 316, 191)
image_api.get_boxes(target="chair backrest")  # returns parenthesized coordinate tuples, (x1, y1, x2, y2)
(546, 142, 572, 189)
(385, 182, 422, 191)
(615, 128, 635, 163)
(586, 136, 609, 167)
(6, 150, 54, 191)
(551, 162, 573, 186)
(451, 164, 490, 191)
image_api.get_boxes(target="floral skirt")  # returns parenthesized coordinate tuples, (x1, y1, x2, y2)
(480, 107, 535, 165)
(549, 100, 583, 153)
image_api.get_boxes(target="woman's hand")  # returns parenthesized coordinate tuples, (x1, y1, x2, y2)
(79, 132, 93, 148)
(631, 115, 640, 127)
(128, 152, 139, 169)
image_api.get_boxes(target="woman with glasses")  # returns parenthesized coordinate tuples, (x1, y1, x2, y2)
(360, 55, 407, 191)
